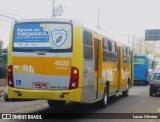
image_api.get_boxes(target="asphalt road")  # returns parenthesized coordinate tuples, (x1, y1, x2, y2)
(0, 84, 160, 122)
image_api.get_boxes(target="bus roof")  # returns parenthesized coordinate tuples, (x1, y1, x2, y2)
(12, 18, 132, 49)
(12, 18, 83, 26)
(83, 26, 133, 49)
(134, 54, 154, 59)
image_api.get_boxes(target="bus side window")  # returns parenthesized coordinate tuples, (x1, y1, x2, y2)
(102, 38, 111, 62)
(127, 47, 131, 63)
(110, 41, 117, 62)
(122, 46, 127, 63)
(83, 30, 93, 60)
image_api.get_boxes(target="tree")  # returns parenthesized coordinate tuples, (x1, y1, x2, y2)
(0, 39, 3, 64)
(2, 47, 8, 70)
(145, 49, 152, 54)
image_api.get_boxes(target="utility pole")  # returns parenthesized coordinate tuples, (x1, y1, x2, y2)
(52, 0, 64, 17)
(128, 34, 130, 43)
(97, 8, 100, 29)
(132, 36, 135, 52)
(52, 0, 56, 17)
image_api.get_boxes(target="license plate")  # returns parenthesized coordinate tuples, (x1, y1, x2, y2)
(33, 83, 49, 89)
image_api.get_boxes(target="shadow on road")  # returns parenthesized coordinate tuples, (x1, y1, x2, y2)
(27, 95, 126, 120)
(31, 95, 124, 113)
(133, 82, 149, 86)
(151, 93, 160, 97)
(4, 99, 36, 102)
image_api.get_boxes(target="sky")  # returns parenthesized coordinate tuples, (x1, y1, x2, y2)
(0, 0, 160, 48)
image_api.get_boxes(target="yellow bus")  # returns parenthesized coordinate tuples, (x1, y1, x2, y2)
(8, 18, 133, 108)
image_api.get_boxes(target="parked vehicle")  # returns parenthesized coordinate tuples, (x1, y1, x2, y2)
(149, 71, 160, 96)
(134, 54, 154, 84)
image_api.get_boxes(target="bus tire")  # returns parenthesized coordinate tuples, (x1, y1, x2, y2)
(99, 85, 108, 108)
(47, 100, 66, 109)
(122, 83, 129, 97)
(149, 88, 153, 96)
(146, 81, 149, 85)
(4, 97, 10, 102)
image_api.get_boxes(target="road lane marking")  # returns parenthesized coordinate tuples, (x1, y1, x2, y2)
(10, 104, 48, 113)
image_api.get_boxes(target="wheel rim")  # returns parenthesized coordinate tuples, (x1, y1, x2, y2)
(127, 84, 129, 91)
(104, 90, 108, 105)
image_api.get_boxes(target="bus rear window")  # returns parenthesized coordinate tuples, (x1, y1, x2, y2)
(13, 22, 72, 52)
(134, 57, 145, 65)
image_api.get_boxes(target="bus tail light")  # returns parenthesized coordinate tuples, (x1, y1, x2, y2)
(8, 65, 14, 88)
(69, 66, 79, 90)
(145, 70, 148, 76)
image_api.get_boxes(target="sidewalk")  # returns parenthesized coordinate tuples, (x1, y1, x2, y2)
(0, 79, 6, 97)
(0, 79, 7, 91)
(0, 85, 6, 91)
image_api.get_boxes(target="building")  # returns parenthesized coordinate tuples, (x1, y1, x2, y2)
(133, 37, 160, 56)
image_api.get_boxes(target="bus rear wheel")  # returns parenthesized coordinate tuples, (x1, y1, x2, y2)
(122, 84, 129, 97)
(99, 85, 108, 108)
(47, 100, 66, 109)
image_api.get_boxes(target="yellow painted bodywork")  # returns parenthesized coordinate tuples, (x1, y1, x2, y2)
(8, 87, 82, 102)
(12, 57, 72, 75)
(8, 19, 133, 103)
(8, 23, 84, 102)
(92, 32, 132, 97)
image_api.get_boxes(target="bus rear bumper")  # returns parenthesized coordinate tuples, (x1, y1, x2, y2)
(8, 87, 82, 102)
(134, 77, 149, 82)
